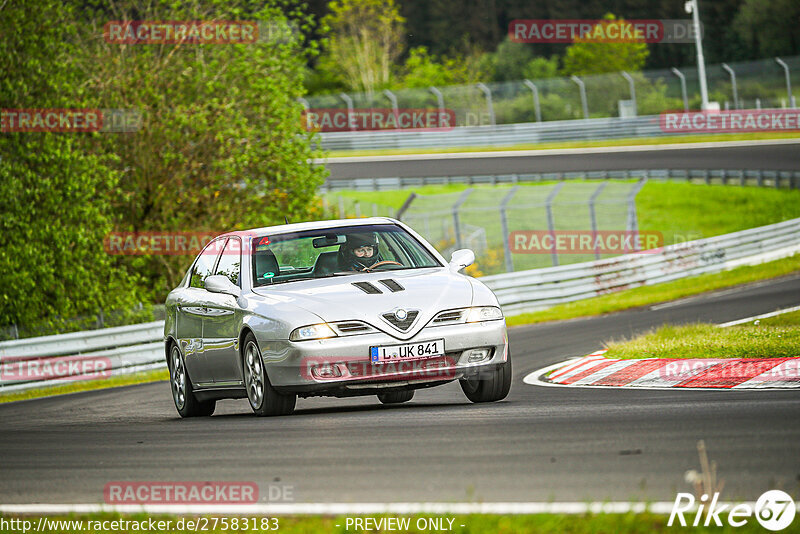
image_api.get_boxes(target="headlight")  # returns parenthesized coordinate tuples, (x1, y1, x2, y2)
(289, 323, 337, 341)
(465, 306, 503, 323)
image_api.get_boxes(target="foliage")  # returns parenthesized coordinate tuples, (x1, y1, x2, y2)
(733, 0, 800, 58)
(0, 0, 144, 329)
(398, 46, 470, 88)
(561, 14, 649, 76)
(321, 0, 406, 96)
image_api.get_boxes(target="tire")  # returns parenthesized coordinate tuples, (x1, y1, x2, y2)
(242, 333, 296, 416)
(169, 343, 216, 417)
(377, 389, 415, 404)
(460, 351, 512, 403)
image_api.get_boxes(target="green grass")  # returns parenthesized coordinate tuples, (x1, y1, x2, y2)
(505, 254, 800, 326)
(2, 512, 794, 534)
(0, 368, 168, 404)
(324, 131, 800, 157)
(603, 314, 800, 360)
(757, 309, 800, 326)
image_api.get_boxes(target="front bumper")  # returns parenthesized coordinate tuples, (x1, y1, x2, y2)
(260, 319, 507, 395)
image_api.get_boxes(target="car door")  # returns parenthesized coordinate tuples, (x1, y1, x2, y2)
(176, 238, 224, 387)
(202, 237, 244, 386)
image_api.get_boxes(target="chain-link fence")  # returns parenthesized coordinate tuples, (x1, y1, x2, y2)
(305, 55, 800, 127)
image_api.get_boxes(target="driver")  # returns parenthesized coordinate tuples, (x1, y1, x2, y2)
(338, 232, 383, 271)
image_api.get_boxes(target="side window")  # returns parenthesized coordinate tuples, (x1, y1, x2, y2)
(190, 239, 223, 289)
(214, 237, 241, 286)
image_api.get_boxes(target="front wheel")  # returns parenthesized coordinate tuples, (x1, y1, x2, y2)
(242, 333, 296, 416)
(460, 351, 512, 403)
(169, 343, 215, 417)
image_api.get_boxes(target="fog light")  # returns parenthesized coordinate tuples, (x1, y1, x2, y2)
(466, 349, 490, 363)
(311, 363, 342, 379)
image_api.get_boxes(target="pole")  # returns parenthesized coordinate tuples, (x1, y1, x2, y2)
(721, 63, 738, 109)
(452, 189, 473, 250)
(382, 89, 399, 128)
(475, 83, 496, 126)
(588, 182, 607, 260)
(500, 186, 520, 272)
(775, 58, 795, 108)
(338, 93, 356, 132)
(570, 75, 589, 119)
(686, 0, 710, 110)
(621, 71, 637, 116)
(545, 183, 565, 266)
(523, 80, 542, 122)
(671, 68, 689, 111)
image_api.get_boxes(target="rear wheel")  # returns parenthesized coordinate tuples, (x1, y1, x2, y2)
(169, 343, 215, 417)
(377, 390, 414, 404)
(460, 351, 512, 403)
(242, 333, 296, 416)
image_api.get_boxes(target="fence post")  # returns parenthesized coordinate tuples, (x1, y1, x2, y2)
(570, 75, 589, 119)
(721, 63, 739, 109)
(382, 89, 399, 127)
(626, 178, 647, 251)
(338, 196, 345, 218)
(775, 58, 795, 107)
(545, 182, 565, 266)
(523, 80, 542, 122)
(396, 192, 417, 221)
(339, 93, 356, 132)
(12, 323, 19, 340)
(671, 68, 689, 112)
(475, 83, 496, 126)
(452, 189, 473, 250)
(429, 86, 446, 124)
(355, 202, 360, 218)
(500, 186, 520, 272)
(621, 71, 637, 116)
(589, 182, 608, 260)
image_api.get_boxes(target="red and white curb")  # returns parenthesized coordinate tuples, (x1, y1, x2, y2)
(525, 350, 800, 390)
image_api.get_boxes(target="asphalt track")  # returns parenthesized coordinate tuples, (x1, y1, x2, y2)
(1, 274, 799, 505)
(324, 140, 800, 179)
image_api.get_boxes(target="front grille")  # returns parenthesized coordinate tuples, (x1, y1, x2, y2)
(381, 310, 419, 331)
(378, 279, 404, 292)
(432, 310, 463, 323)
(333, 321, 373, 335)
(352, 281, 382, 294)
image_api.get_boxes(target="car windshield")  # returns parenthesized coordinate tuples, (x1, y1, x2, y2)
(251, 223, 442, 287)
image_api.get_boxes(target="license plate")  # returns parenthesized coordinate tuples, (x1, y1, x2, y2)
(370, 339, 445, 363)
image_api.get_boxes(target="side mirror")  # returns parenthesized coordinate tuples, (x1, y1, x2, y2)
(205, 275, 242, 298)
(449, 249, 475, 272)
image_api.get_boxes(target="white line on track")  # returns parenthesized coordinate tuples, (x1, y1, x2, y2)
(716, 304, 800, 327)
(315, 138, 800, 164)
(0, 501, 720, 515)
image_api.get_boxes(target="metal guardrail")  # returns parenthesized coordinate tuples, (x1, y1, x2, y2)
(0, 321, 165, 392)
(2, 217, 798, 392)
(322, 168, 800, 191)
(318, 115, 667, 151)
(481, 217, 800, 315)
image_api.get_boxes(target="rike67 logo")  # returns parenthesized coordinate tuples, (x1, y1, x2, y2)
(669, 490, 796, 530)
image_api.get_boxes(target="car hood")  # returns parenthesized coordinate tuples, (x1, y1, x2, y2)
(251, 268, 473, 340)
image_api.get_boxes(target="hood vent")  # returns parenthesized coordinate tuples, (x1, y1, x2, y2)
(382, 310, 419, 331)
(352, 281, 382, 294)
(378, 279, 404, 292)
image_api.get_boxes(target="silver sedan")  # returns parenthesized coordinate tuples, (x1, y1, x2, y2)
(164, 218, 510, 417)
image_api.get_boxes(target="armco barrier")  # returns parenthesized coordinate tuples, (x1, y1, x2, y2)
(1, 218, 799, 392)
(481, 217, 800, 315)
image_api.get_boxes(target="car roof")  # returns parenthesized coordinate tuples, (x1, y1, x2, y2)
(220, 217, 400, 240)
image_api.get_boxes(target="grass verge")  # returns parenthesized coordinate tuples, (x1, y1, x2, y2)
(0, 368, 168, 404)
(505, 254, 800, 327)
(603, 312, 800, 360)
(1, 512, 791, 534)
(323, 131, 800, 158)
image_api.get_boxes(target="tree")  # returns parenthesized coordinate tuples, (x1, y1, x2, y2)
(321, 0, 406, 96)
(561, 14, 649, 76)
(0, 0, 144, 331)
(734, 0, 800, 58)
(80, 0, 328, 296)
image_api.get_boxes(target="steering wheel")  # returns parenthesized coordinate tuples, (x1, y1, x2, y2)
(361, 260, 403, 272)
